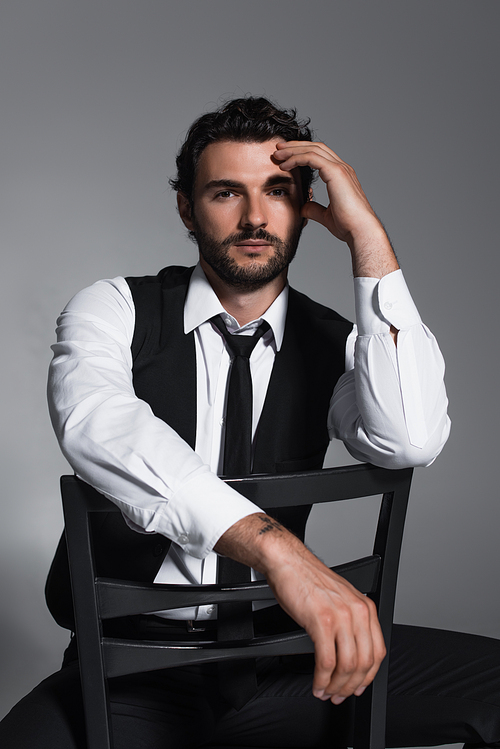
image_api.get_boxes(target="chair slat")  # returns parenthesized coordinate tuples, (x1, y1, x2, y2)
(225, 464, 412, 508)
(96, 555, 380, 619)
(103, 630, 314, 678)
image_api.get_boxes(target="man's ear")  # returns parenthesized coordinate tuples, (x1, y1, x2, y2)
(177, 192, 194, 231)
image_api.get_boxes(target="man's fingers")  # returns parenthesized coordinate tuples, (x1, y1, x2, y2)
(274, 147, 341, 176)
(314, 635, 365, 703)
(312, 643, 338, 700)
(312, 625, 356, 700)
(275, 140, 343, 164)
(335, 597, 386, 699)
(311, 606, 362, 697)
(331, 628, 376, 701)
(358, 606, 387, 690)
(311, 594, 386, 704)
(332, 602, 386, 702)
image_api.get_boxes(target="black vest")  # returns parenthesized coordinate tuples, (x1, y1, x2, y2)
(45, 265, 352, 630)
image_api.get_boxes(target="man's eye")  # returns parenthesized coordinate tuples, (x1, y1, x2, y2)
(269, 189, 287, 197)
(215, 190, 235, 199)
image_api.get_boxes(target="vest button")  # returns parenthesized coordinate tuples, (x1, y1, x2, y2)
(153, 543, 164, 557)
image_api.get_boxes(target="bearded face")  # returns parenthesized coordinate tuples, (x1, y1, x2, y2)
(178, 140, 307, 291)
(191, 220, 303, 291)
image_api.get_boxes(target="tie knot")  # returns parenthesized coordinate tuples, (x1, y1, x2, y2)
(212, 315, 270, 360)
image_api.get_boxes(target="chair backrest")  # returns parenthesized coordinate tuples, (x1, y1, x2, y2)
(61, 463, 413, 749)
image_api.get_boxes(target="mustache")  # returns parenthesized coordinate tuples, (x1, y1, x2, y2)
(220, 229, 282, 247)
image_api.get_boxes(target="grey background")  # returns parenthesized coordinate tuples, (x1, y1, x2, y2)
(1, 1, 499, 742)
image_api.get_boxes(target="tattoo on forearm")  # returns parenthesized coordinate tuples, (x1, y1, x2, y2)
(258, 515, 284, 535)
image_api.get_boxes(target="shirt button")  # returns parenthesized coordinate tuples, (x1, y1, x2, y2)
(220, 417, 225, 427)
(206, 606, 215, 615)
(224, 316, 231, 325)
(177, 533, 189, 545)
(384, 302, 393, 310)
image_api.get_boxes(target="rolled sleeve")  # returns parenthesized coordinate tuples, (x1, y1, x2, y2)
(154, 471, 262, 558)
(330, 270, 450, 467)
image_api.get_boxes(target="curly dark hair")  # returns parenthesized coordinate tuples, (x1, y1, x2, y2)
(169, 96, 315, 205)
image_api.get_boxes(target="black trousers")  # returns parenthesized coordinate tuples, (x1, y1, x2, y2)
(2, 623, 500, 748)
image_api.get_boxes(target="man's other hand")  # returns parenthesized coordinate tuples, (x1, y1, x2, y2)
(214, 513, 386, 704)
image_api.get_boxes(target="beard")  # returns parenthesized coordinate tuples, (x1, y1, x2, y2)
(191, 220, 303, 291)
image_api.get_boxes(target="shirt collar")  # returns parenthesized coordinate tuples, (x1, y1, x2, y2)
(184, 263, 288, 351)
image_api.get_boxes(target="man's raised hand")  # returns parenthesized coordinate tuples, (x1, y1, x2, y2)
(273, 141, 399, 279)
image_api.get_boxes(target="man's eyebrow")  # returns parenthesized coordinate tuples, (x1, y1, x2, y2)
(203, 176, 296, 192)
(263, 175, 296, 189)
(203, 179, 245, 191)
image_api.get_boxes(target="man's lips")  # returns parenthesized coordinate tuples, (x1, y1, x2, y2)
(234, 240, 272, 248)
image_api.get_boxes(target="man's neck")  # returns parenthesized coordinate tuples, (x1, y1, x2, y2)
(199, 259, 287, 326)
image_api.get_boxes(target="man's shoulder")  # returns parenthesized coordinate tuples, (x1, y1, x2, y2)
(288, 285, 352, 327)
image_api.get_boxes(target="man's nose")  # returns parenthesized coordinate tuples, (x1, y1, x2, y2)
(240, 195, 267, 230)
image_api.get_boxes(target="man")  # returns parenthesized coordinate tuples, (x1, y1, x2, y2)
(1, 96, 499, 748)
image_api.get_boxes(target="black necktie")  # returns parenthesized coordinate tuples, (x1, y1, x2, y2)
(212, 314, 270, 477)
(211, 314, 270, 709)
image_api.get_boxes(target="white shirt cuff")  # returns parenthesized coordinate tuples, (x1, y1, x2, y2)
(355, 269, 422, 335)
(152, 470, 262, 559)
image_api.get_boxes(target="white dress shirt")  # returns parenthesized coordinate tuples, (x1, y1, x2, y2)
(48, 264, 450, 620)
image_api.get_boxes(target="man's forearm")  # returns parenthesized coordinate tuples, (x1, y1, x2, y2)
(214, 512, 288, 573)
(347, 219, 400, 280)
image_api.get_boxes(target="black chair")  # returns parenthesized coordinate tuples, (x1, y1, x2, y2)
(61, 463, 413, 749)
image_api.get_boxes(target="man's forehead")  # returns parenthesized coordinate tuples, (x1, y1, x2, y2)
(195, 139, 297, 189)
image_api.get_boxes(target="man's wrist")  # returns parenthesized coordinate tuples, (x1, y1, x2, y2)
(347, 222, 399, 279)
